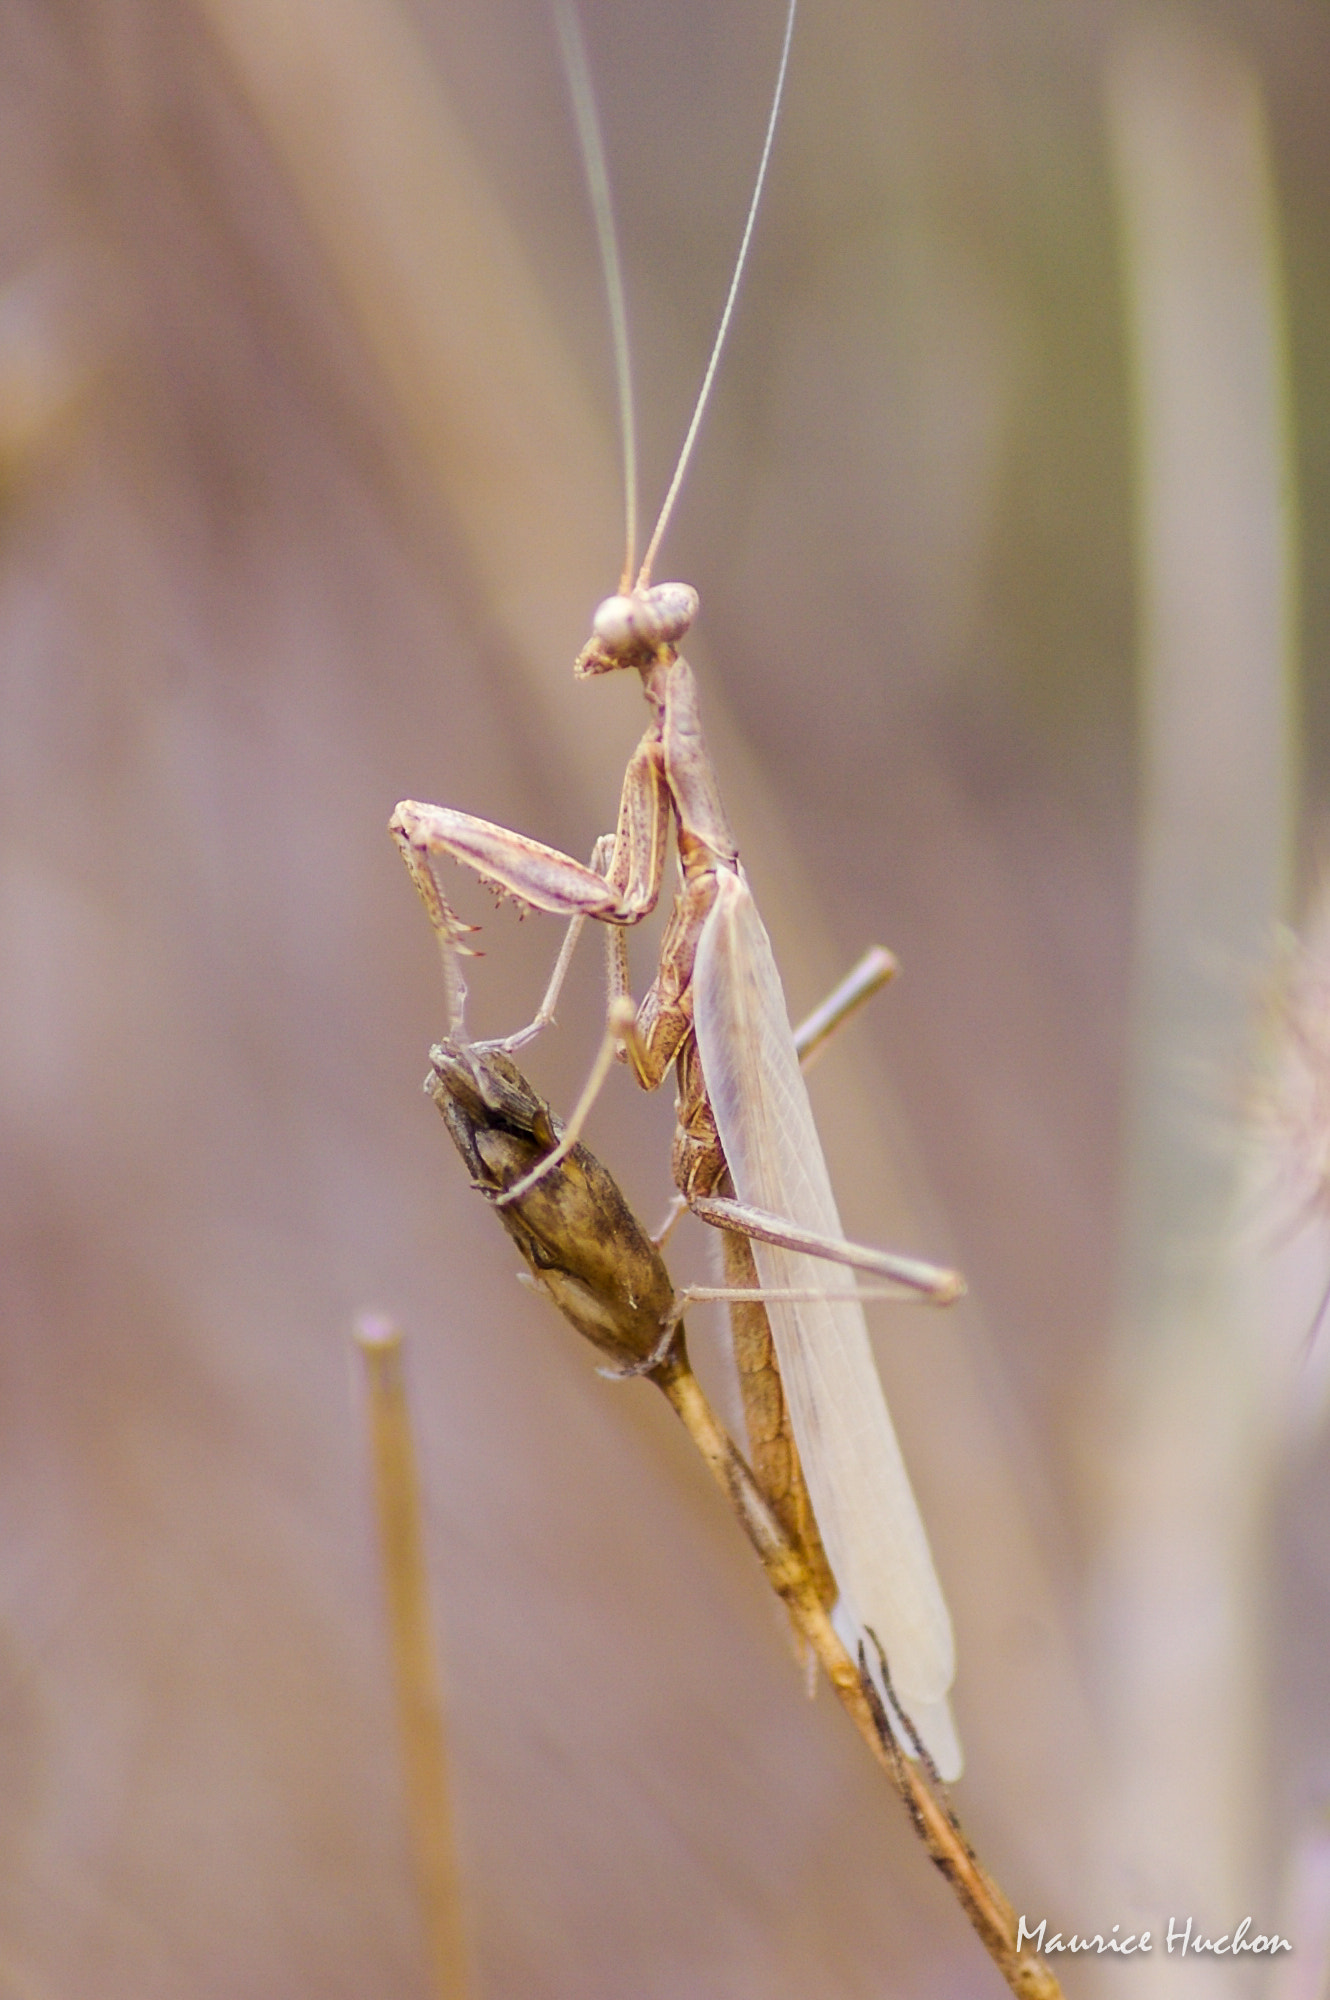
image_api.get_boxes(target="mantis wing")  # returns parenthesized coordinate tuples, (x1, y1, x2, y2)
(693, 868, 960, 1776)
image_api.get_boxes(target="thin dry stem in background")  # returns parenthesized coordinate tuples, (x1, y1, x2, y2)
(356, 1316, 474, 2000)
(427, 1038, 1063, 2000)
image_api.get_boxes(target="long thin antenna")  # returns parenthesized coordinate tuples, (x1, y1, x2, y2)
(555, 1, 639, 591)
(637, 0, 798, 589)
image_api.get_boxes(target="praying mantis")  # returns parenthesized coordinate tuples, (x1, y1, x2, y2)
(391, 0, 967, 1778)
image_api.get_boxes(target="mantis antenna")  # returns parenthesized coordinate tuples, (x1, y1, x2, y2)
(556, 0, 799, 595)
(638, 0, 798, 589)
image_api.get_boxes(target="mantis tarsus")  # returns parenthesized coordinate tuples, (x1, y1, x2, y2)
(391, 0, 965, 1778)
(425, 1039, 1062, 2000)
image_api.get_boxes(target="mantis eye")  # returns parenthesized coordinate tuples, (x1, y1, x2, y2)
(642, 582, 699, 647)
(590, 594, 637, 656)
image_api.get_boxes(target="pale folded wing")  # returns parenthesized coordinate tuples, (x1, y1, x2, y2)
(692, 869, 957, 1724)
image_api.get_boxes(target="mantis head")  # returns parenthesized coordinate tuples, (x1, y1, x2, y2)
(574, 581, 698, 677)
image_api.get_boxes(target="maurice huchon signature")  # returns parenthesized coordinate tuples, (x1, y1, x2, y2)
(1018, 1916, 1292, 1958)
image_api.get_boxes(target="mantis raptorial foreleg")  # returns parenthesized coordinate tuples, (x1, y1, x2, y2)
(391, 732, 672, 942)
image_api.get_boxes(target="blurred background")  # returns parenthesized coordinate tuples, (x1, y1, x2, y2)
(2, 0, 1329, 1993)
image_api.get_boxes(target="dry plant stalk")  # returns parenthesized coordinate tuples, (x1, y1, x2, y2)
(427, 1043, 1063, 2000)
(355, 1316, 474, 2000)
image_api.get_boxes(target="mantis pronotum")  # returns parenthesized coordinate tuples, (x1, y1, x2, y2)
(392, 0, 966, 1777)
